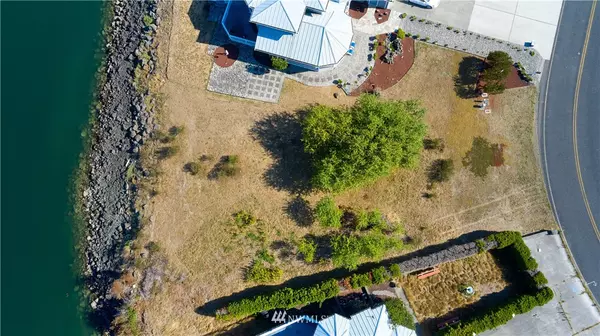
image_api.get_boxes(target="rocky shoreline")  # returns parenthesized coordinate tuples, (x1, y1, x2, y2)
(81, 0, 161, 330)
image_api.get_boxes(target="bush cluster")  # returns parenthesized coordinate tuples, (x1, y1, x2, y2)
(271, 56, 288, 71)
(428, 159, 454, 183)
(349, 266, 392, 289)
(439, 287, 554, 335)
(245, 260, 282, 284)
(355, 209, 387, 231)
(390, 264, 402, 278)
(331, 233, 402, 270)
(220, 279, 340, 320)
(350, 273, 372, 288)
(297, 238, 317, 263)
(385, 298, 415, 330)
(315, 196, 343, 228)
(371, 266, 392, 284)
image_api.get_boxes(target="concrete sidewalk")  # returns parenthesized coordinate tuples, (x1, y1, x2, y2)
(481, 232, 600, 336)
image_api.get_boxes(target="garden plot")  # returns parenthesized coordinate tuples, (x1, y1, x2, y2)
(401, 252, 508, 321)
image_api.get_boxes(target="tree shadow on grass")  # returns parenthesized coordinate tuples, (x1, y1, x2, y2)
(284, 196, 314, 227)
(454, 56, 484, 99)
(250, 112, 313, 194)
(187, 0, 217, 45)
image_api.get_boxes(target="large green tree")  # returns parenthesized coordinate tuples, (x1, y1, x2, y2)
(481, 51, 513, 94)
(302, 94, 427, 192)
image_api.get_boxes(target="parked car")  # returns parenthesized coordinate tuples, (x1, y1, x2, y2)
(408, 0, 440, 9)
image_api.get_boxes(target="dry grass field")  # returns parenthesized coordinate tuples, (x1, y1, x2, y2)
(133, 1, 557, 334)
(401, 252, 508, 321)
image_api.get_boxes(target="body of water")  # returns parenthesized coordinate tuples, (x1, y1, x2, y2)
(2, 1, 104, 334)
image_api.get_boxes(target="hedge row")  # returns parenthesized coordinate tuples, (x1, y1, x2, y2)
(439, 287, 554, 336)
(218, 279, 340, 320)
(438, 232, 553, 335)
(487, 231, 538, 271)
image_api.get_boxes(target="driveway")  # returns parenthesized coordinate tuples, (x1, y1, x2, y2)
(481, 232, 600, 336)
(388, 0, 563, 59)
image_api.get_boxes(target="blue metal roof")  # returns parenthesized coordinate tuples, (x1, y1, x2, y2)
(254, 0, 352, 67)
(250, 0, 305, 33)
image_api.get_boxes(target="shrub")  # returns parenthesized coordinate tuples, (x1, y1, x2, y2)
(409, 15, 416, 21)
(423, 137, 444, 151)
(428, 159, 454, 183)
(396, 28, 406, 40)
(360, 232, 402, 260)
(271, 56, 289, 71)
(390, 264, 402, 278)
(476, 239, 486, 253)
(143, 15, 153, 26)
(424, 37, 430, 42)
(385, 298, 415, 330)
(355, 209, 386, 231)
(245, 260, 283, 284)
(530, 50, 536, 56)
(532, 271, 548, 287)
(371, 266, 391, 284)
(331, 233, 402, 270)
(220, 279, 340, 320)
(256, 248, 276, 264)
(351, 272, 372, 288)
(146, 241, 160, 253)
(169, 126, 185, 137)
(234, 210, 257, 227)
(156, 146, 179, 160)
(297, 238, 317, 263)
(184, 161, 201, 175)
(331, 234, 363, 270)
(216, 155, 241, 178)
(315, 196, 343, 228)
(447, 26, 453, 30)
(302, 94, 427, 192)
(400, 13, 407, 19)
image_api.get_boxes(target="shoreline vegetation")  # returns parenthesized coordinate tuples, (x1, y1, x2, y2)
(75, 0, 163, 332)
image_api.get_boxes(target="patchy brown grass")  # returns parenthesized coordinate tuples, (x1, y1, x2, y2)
(133, 3, 556, 334)
(401, 252, 508, 321)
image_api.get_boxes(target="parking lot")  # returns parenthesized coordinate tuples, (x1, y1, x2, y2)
(388, 0, 563, 59)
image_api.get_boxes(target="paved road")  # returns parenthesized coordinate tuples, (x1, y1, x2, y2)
(541, 0, 600, 302)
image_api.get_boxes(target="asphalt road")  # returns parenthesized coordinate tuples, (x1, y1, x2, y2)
(541, 0, 600, 302)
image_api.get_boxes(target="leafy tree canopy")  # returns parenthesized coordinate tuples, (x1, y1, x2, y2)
(482, 51, 513, 83)
(302, 94, 427, 192)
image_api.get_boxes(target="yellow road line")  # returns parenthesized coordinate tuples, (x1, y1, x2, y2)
(573, 0, 600, 242)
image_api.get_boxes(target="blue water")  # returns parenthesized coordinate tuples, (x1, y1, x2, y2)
(2, 1, 104, 334)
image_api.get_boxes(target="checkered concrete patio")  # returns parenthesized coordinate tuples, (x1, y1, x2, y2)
(207, 26, 285, 103)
